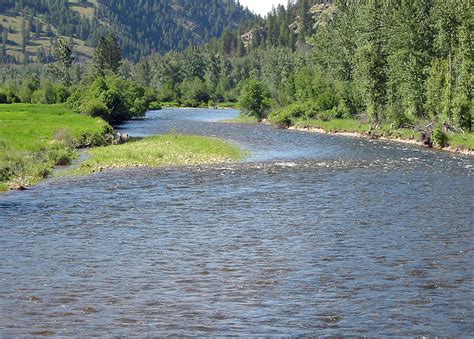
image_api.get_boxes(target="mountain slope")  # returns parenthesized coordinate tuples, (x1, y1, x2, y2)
(0, 0, 256, 63)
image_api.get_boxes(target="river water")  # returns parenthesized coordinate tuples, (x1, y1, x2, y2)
(1, 109, 473, 336)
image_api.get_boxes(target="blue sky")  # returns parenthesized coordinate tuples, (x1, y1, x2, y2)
(239, 0, 287, 16)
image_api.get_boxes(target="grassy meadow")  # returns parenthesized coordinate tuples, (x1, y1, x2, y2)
(0, 104, 111, 190)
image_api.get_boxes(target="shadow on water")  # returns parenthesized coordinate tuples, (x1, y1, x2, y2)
(0, 108, 473, 336)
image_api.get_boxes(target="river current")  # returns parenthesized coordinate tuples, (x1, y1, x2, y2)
(1, 109, 473, 336)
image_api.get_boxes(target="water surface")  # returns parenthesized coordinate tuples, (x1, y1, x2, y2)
(1, 109, 473, 336)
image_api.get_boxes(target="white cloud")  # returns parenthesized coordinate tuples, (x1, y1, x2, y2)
(238, 0, 287, 16)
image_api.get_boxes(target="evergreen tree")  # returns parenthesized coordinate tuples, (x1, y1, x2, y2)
(52, 38, 74, 86)
(93, 34, 122, 75)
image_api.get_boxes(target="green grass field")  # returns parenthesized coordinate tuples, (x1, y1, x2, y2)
(0, 104, 111, 190)
(0, 104, 110, 152)
(69, 134, 244, 175)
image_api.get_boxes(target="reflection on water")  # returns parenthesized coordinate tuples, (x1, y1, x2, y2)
(0, 109, 473, 336)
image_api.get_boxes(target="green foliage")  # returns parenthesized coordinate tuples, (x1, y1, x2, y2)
(180, 78, 210, 104)
(148, 101, 162, 110)
(52, 38, 74, 86)
(269, 108, 294, 127)
(239, 80, 271, 121)
(0, 0, 472, 148)
(0, 81, 70, 105)
(67, 75, 157, 125)
(48, 142, 76, 166)
(432, 126, 449, 148)
(94, 35, 122, 75)
(80, 100, 110, 122)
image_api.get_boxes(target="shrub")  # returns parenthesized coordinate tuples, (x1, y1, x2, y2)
(53, 84, 71, 103)
(67, 75, 151, 125)
(148, 101, 162, 110)
(432, 126, 448, 148)
(269, 108, 294, 127)
(48, 144, 76, 166)
(81, 100, 110, 122)
(3, 87, 20, 103)
(318, 108, 338, 121)
(182, 99, 198, 107)
(239, 79, 271, 121)
(0, 91, 7, 104)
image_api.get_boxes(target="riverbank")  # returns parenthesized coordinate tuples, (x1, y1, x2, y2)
(223, 115, 260, 124)
(66, 134, 244, 176)
(1, 104, 245, 191)
(288, 119, 473, 156)
(160, 101, 238, 109)
(224, 114, 474, 156)
(0, 104, 112, 191)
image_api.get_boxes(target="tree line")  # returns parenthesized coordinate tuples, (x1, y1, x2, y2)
(1, 0, 472, 134)
(136, 0, 472, 133)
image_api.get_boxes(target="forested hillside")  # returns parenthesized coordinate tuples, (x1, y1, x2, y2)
(133, 0, 472, 134)
(0, 0, 256, 63)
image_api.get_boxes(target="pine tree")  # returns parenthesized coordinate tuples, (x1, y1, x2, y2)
(93, 34, 122, 75)
(53, 38, 74, 86)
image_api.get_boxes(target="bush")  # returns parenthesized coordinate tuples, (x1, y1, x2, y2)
(182, 99, 198, 107)
(148, 101, 162, 110)
(318, 108, 338, 121)
(0, 91, 7, 104)
(2, 87, 20, 103)
(81, 100, 110, 122)
(180, 78, 210, 104)
(67, 75, 152, 125)
(269, 110, 293, 127)
(239, 80, 271, 121)
(48, 144, 76, 166)
(432, 126, 448, 148)
(53, 84, 70, 103)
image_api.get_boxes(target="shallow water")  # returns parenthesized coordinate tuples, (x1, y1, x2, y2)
(1, 109, 473, 336)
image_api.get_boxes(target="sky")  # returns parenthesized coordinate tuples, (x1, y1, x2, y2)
(238, 0, 287, 16)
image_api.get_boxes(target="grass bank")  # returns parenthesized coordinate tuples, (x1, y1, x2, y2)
(223, 114, 260, 124)
(68, 134, 244, 176)
(277, 117, 473, 155)
(0, 103, 111, 190)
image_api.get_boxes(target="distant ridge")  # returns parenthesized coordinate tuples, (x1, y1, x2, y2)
(0, 0, 257, 63)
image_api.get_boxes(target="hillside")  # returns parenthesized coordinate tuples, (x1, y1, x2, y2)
(0, 0, 256, 63)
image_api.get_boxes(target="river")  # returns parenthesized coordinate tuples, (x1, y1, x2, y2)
(0, 108, 473, 336)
